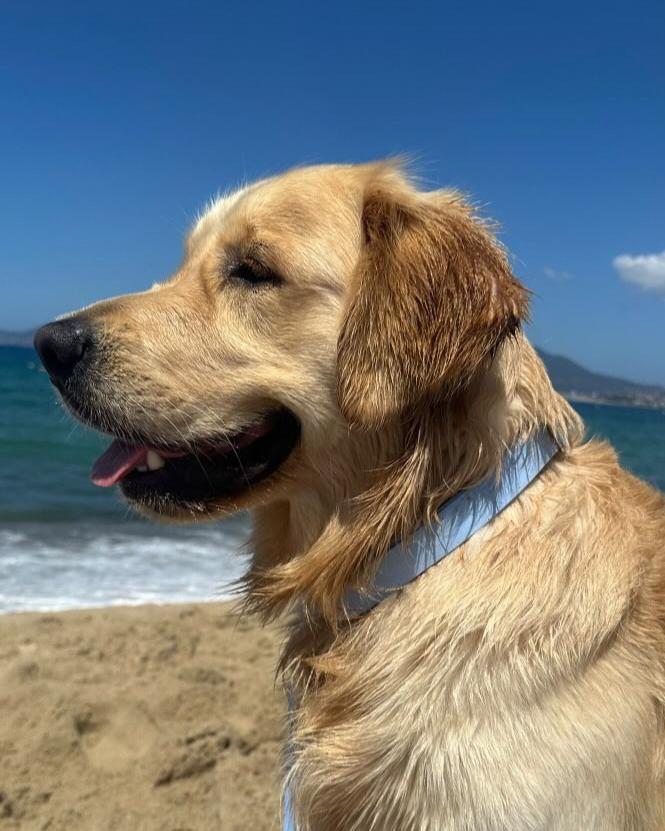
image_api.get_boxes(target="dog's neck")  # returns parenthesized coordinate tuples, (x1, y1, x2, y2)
(247, 335, 582, 623)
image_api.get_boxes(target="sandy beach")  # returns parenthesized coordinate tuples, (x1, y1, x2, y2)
(0, 602, 284, 831)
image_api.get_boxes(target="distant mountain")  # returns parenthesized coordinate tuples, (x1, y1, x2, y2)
(537, 348, 665, 408)
(0, 329, 35, 348)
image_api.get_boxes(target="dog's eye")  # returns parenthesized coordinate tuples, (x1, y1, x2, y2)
(228, 260, 282, 287)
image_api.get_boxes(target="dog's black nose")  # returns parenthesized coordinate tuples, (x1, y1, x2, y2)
(34, 318, 94, 383)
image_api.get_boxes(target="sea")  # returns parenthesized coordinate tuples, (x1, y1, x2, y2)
(2, 345, 665, 614)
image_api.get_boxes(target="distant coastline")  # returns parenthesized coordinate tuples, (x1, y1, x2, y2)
(0, 330, 34, 349)
(566, 393, 665, 412)
(536, 348, 665, 412)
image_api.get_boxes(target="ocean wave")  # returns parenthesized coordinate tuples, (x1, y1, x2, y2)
(0, 519, 251, 614)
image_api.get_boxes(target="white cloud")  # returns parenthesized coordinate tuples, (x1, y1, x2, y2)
(543, 266, 572, 281)
(613, 251, 665, 294)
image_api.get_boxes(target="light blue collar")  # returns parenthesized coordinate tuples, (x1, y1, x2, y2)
(283, 429, 560, 830)
(343, 429, 560, 616)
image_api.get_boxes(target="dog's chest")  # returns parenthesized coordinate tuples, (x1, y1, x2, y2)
(288, 585, 663, 831)
(292, 653, 659, 831)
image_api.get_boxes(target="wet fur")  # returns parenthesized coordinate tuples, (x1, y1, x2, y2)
(64, 162, 665, 829)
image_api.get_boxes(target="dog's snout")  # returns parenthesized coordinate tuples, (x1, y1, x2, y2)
(34, 318, 95, 384)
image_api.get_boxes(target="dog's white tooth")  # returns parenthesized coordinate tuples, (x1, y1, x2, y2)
(146, 450, 165, 471)
(136, 464, 148, 473)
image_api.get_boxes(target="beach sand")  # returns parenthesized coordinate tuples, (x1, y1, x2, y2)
(0, 602, 284, 830)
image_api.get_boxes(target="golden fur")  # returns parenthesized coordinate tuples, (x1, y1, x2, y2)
(64, 162, 665, 829)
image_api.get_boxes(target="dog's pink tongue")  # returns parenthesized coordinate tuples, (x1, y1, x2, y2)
(91, 441, 147, 487)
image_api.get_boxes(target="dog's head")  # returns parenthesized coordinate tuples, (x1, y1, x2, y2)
(35, 162, 528, 520)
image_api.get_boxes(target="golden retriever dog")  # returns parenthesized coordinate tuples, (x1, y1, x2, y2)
(35, 161, 665, 830)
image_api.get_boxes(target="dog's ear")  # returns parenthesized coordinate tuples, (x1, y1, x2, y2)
(336, 170, 529, 427)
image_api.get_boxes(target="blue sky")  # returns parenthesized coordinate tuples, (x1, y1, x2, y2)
(2, 2, 664, 384)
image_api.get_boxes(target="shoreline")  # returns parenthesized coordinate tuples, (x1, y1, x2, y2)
(0, 594, 240, 617)
(0, 601, 283, 830)
(567, 394, 665, 412)
(0, 517, 250, 615)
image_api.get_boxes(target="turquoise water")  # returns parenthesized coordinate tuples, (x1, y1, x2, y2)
(2, 346, 664, 612)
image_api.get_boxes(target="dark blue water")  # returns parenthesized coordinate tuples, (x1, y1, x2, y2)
(574, 400, 665, 492)
(2, 346, 664, 612)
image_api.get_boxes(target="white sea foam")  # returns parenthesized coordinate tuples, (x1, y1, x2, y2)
(0, 519, 251, 614)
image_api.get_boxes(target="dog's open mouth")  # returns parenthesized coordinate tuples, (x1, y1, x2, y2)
(90, 408, 300, 510)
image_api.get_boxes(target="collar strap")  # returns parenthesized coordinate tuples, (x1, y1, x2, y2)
(343, 430, 560, 616)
